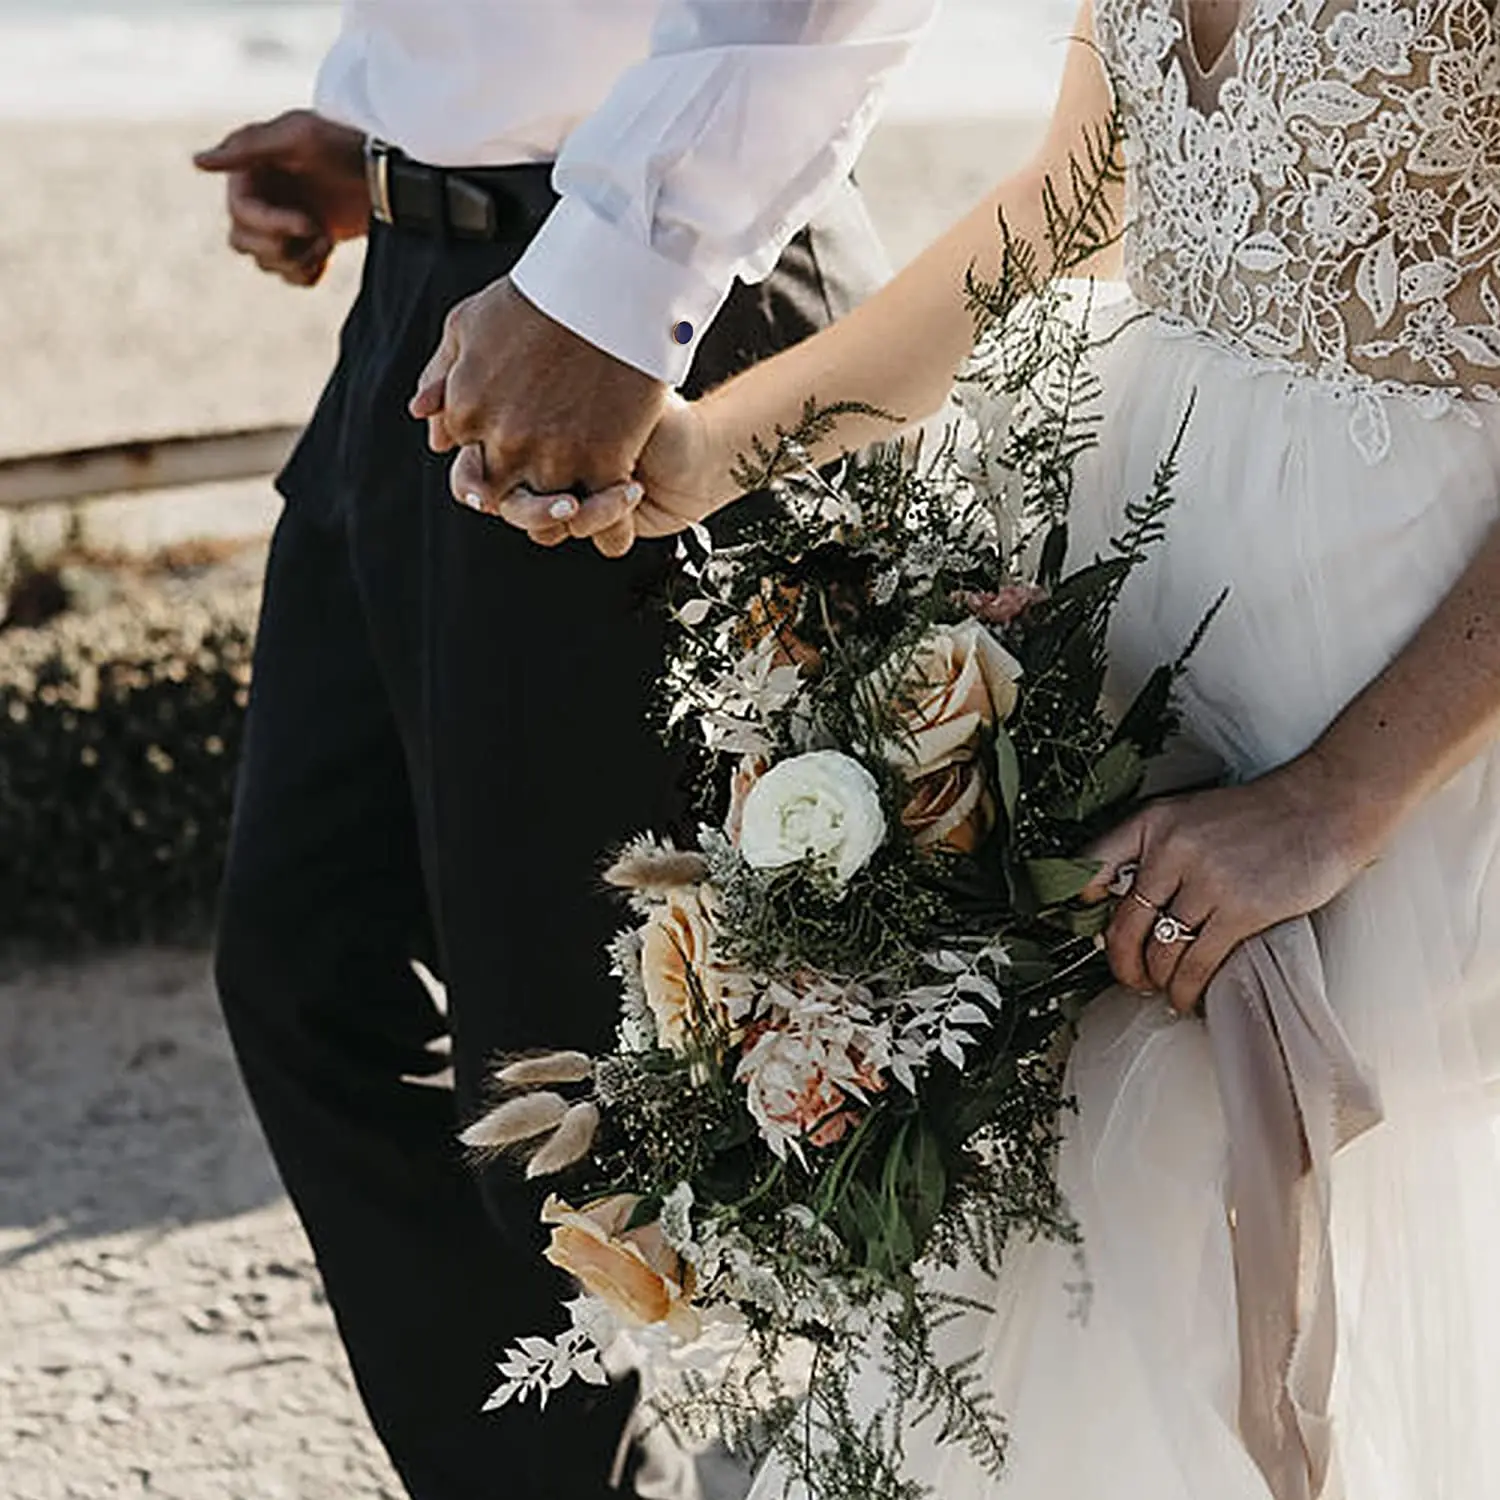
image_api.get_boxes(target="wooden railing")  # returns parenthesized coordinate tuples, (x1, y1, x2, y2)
(0, 426, 301, 512)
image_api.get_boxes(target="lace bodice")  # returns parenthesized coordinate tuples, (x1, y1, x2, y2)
(1094, 0, 1500, 457)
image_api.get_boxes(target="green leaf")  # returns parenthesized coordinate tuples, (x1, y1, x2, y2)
(1046, 556, 1131, 607)
(836, 1177, 883, 1261)
(1111, 664, 1176, 758)
(1060, 902, 1112, 938)
(905, 1122, 948, 1251)
(994, 725, 1021, 825)
(1048, 740, 1143, 821)
(950, 1057, 1019, 1141)
(1025, 857, 1101, 906)
(623, 1195, 663, 1233)
(1039, 522, 1070, 587)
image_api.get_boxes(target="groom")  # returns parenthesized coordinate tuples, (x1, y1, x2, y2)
(198, 5, 935, 1498)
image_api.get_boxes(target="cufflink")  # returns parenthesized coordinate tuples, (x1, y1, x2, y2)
(672, 321, 694, 346)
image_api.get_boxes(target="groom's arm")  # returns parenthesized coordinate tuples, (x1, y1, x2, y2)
(412, 0, 937, 551)
(510, 0, 938, 384)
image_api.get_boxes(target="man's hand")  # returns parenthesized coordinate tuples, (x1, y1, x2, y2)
(194, 110, 370, 287)
(410, 278, 668, 556)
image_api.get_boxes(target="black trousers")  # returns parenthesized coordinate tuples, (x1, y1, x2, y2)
(214, 176, 886, 1500)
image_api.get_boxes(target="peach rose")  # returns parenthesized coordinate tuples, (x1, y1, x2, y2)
(901, 759, 999, 855)
(542, 1195, 699, 1337)
(885, 620, 1023, 781)
(639, 889, 729, 1053)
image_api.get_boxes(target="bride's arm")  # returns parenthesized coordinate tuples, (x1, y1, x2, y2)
(651, 1, 1118, 524)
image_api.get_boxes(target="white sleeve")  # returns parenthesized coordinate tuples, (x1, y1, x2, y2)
(508, 1, 937, 385)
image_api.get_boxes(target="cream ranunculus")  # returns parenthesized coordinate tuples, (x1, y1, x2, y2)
(542, 1195, 700, 1338)
(886, 619, 1023, 780)
(738, 750, 888, 888)
(639, 888, 729, 1053)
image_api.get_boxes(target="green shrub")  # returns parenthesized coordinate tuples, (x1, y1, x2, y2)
(0, 572, 258, 951)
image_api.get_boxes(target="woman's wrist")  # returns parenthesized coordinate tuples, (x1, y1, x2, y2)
(693, 390, 755, 515)
(1280, 737, 1415, 874)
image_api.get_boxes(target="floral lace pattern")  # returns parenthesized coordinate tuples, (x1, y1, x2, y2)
(1094, 0, 1500, 458)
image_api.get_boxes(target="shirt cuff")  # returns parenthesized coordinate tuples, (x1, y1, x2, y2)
(508, 194, 729, 387)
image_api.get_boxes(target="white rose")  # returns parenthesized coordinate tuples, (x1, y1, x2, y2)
(738, 751, 888, 888)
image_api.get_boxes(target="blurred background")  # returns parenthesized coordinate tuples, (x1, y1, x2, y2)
(0, 4, 1069, 1496)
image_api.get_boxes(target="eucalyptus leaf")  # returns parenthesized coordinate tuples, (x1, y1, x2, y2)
(1025, 857, 1102, 906)
(994, 725, 1022, 823)
(1061, 902, 1113, 938)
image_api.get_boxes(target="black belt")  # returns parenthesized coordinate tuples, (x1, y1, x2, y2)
(364, 138, 558, 243)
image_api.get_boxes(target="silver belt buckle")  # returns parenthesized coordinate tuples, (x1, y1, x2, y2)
(365, 135, 395, 226)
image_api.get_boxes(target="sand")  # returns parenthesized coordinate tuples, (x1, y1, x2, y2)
(0, 111, 1043, 1499)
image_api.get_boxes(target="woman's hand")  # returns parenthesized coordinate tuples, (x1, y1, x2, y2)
(457, 393, 734, 557)
(1081, 755, 1387, 1014)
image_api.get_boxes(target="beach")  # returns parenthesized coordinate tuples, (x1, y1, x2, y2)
(0, 114, 1042, 464)
(0, 14, 1049, 1496)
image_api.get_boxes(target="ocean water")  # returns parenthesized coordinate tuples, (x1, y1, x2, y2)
(0, 0, 1080, 122)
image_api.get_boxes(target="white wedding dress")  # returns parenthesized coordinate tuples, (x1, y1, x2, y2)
(751, 2, 1500, 1497)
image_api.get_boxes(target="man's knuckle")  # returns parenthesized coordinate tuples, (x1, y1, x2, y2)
(447, 299, 476, 336)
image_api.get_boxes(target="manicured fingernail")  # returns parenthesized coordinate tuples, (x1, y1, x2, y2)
(549, 498, 577, 521)
(624, 482, 644, 505)
(463, 492, 485, 510)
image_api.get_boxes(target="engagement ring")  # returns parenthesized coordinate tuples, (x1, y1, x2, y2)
(1151, 913, 1198, 946)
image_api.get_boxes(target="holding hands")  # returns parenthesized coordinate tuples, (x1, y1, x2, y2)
(437, 353, 726, 556)
(408, 278, 686, 559)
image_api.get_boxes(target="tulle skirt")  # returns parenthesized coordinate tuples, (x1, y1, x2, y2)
(755, 301, 1500, 1500)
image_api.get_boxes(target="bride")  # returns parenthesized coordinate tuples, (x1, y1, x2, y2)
(475, 2, 1500, 1495)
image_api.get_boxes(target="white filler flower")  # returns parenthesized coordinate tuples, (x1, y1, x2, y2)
(739, 750, 888, 888)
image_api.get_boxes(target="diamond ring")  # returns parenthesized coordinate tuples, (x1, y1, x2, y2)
(1151, 913, 1198, 946)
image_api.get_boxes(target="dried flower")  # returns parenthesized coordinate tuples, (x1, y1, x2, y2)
(494, 1052, 595, 1088)
(526, 1103, 602, 1179)
(604, 839, 711, 893)
(461, 1092, 568, 1151)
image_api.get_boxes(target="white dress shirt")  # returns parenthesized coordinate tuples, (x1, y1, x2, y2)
(315, 2, 936, 382)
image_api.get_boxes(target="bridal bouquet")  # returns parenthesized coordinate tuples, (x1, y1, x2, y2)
(469, 124, 1201, 1499)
